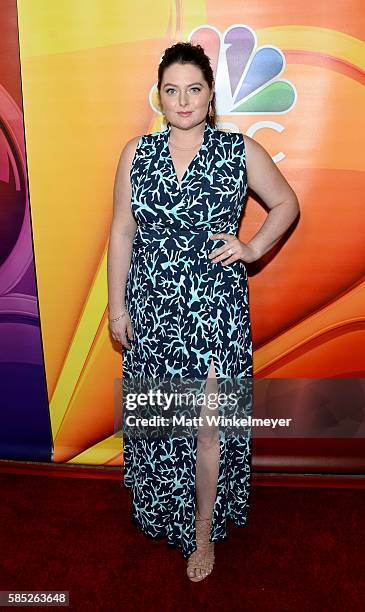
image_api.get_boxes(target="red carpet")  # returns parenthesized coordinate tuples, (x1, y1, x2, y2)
(0, 471, 364, 611)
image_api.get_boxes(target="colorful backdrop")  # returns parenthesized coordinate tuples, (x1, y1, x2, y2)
(0, 0, 364, 463)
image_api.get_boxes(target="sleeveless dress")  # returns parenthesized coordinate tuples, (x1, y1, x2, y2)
(122, 120, 253, 560)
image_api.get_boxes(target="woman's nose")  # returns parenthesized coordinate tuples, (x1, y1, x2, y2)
(179, 93, 188, 106)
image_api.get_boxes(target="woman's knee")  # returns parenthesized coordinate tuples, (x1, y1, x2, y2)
(197, 427, 220, 449)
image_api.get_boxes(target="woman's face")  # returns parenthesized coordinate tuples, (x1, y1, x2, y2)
(159, 62, 213, 129)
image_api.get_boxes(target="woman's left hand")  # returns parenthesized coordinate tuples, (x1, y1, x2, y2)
(208, 233, 260, 265)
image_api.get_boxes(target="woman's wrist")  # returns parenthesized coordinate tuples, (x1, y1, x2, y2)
(108, 304, 127, 320)
(108, 309, 128, 323)
(245, 240, 263, 261)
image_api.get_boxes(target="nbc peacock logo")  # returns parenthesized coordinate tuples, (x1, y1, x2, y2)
(150, 24, 297, 119)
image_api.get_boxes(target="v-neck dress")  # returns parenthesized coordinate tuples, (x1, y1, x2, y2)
(122, 120, 253, 560)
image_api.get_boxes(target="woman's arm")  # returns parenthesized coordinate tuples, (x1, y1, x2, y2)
(107, 136, 140, 319)
(243, 134, 300, 260)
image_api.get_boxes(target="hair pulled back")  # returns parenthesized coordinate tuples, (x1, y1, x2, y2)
(157, 42, 217, 128)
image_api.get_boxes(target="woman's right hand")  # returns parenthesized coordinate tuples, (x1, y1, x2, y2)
(109, 311, 134, 349)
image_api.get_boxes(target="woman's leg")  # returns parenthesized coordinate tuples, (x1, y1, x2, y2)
(187, 357, 219, 581)
(196, 357, 220, 517)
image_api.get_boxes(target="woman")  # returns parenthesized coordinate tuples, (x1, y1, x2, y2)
(107, 42, 299, 582)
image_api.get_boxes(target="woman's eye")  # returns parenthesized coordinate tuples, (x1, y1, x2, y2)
(165, 87, 201, 94)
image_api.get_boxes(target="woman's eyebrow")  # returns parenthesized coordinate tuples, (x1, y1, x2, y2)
(163, 82, 203, 87)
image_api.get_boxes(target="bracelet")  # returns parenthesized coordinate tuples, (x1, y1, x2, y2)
(109, 307, 128, 322)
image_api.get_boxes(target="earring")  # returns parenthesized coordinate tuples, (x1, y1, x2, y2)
(208, 101, 213, 117)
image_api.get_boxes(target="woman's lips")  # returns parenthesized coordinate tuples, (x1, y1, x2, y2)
(178, 112, 192, 116)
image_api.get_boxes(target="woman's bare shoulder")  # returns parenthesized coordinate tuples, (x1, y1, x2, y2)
(113, 135, 143, 186)
(127, 133, 145, 145)
(241, 133, 275, 168)
(116, 134, 144, 169)
(122, 134, 144, 155)
(242, 133, 266, 154)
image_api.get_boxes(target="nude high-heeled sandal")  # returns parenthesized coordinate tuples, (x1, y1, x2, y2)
(187, 510, 215, 582)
